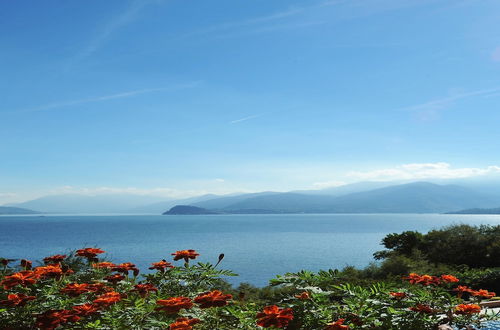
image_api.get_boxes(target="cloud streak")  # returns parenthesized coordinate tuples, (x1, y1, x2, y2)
(348, 162, 500, 181)
(230, 114, 261, 124)
(11, 81, 201, 113)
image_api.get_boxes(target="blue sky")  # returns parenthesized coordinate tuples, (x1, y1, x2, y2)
(1, 0, 500, 203)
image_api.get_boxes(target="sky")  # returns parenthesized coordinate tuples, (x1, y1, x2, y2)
(1, 0, 500, 204)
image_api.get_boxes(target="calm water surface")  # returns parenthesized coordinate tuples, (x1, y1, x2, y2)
(1, 214, 500, 286)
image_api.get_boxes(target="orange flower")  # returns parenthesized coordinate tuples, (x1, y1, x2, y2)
(295, 292, 311, 300)
(325, 319, 350, 330)
(76, 248, 105, 260)
(133, 283, 158, 297)
(455, 304, 481, 315)
(441, 274, 459, 283)
(453, 285, 474, 298)
(0, 293, 36, 307)
(149, 260, 174, 271)
(87, 282, 112, 294)
(35, 309, 80, 330)
(389, 292, 406, 299)
(409, 304, 435, 314)
(34, 264, 64, 278)
(404, 273, 440, 286)
(60, 283, 93, 297)
(171, 250, 200, 262)
(20, 259, 32, 270)
(156, 297, 193, 314)
(112, 262, 139, 276)
(104, 274, 125, 284)
(93, 262, 116, 269)
(194, 290, 232, 308)
(0, 270, 39, 289)
(471, 289, 496, 299)
(169, 317, 201, 330)
(256, 305, 294, 328)
(43, 254, 66, 264)
(93, 291, 122, 307)
(72, 303, 100, 316)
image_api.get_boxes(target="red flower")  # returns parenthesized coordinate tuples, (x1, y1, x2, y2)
(20, 259, 32, 269)
(34, 264, 64, 278)
(133, 283, 158, 297)
(93, 262, 116, 269)
(194, 290, 232, 308)
(256, 305, 294, 328)
(295, 292, 311, 300)
(149, 260, 174, 271)
(112, 262, 139, 276)
(389, 292, 406, 299)
(171, 250, 200, 262)
(325, 319, 350, 330)
(105, 274, 125, 284)
(409, 304, 435, 314)
(441, 274, 459, 283)
(76, 248, 105, 260)
(93, 291, 122, 307)
(35, 309, 80, 330)
(404, 273, 440, 286)
(72, 303, 100, 316)
(60, 283, 93, 297)
(0, 293, 36, 307)
(455, 304, 481, 315)
(471, 289, 496, 299)
(0, 270, 39, 290)
(453, 285, 474, 298)
(169, 317, 201, 330)
(156, 297, 193, 314)
(87, 282, 112, 294)
(43, 254, 66, 264)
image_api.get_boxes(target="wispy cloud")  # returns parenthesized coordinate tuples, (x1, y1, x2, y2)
(11, 81, 201, 113)
(492, 47, 500, 62)
(348, 162, 500, 181)
(230, 114, 261, 124)
(399, 86, 500, 121)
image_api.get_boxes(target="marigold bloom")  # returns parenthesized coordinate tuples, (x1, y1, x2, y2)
(133, 283, 158, 297)
(112, 262, 139, 276)
(35, 309, 80, 330)
(72, 303, 100, 316)
(256, 305, 294, 328)
(471, 289, 496, 299)
(43, 254, 66, 264)
(93, 262, 116, 269)
(171, 249, 200, 262)
(404, 273, 440, 286)
(453, 285, 474, 298)
(87, 282, 112, 294)
(169, 317, 201, 330)
(409, 304, 435, 314)
(295, 292, 311, 300)
(441, 274, 459, 283)
(194, 290, 232, 308)
(149, 259, 174, 271)
(0, 293, 36, 307)
(455, 304, 481, 315)
(76, 248, 105, 260)
(389, 292, 407, 299)
(34, 264, 64, 278)
(93, 291, 122, 307)
(156, 297, 193, 314)
(105, 274, 125, 284)
(60, 283, 93, 297)
(0, 270, 39, 290)
(325, 319, 349, 330)
(20, 259, 32, 269)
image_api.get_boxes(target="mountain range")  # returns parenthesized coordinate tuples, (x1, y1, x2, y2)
(4, 180, 500, 214)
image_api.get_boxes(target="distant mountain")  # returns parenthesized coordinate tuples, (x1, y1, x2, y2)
(191, 192, 281, 209)
(0, 206, 40, 215)
(163, 205, 220, 215)
(8, 194, 167, 214)
(129, 194, 220, 214)
(446, 207, 500, 214)
(192, 182, 500, 214)
(294, 181, 401, 196)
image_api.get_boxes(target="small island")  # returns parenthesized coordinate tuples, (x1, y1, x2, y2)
(446, 207, 500, 214)
(163, 205, 220, 215)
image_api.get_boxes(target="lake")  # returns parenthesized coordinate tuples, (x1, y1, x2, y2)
(1, 213, 500, 286)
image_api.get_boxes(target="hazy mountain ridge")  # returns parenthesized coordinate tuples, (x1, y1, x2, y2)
(0, 206, 40, 215)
